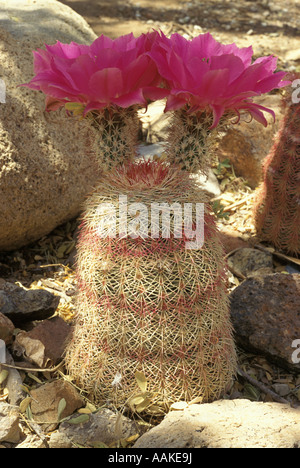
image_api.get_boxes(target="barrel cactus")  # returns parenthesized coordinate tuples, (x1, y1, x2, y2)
(253, 77, 300, 256)
(65, 160, 237, 411)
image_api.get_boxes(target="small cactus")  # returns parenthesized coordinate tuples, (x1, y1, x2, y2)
(253, 82, 300, 257)
(165, 108, 229, 174)
(87, 106, 140, 171)
(65, 160, 237, 412)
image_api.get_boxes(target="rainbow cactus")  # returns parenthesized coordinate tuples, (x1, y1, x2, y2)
(22, 30, 289, 412)
(87, 106, 140, 171)
(253, 77, 300, 257)
(64, 160, 236, 410)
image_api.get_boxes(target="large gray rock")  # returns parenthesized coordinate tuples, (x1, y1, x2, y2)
(0, 0, 100, 251)
(230, 273, 300, 373)
(133, 399, 300, 448)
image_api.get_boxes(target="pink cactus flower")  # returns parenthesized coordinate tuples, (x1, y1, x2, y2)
(21, 31, 167, 114)
(149, 31, 290, 127)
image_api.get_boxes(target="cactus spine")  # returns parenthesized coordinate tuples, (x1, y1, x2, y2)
(88, 105, 140, 171)
(65, 161, 237, 411)
(253, 85, 300, 257)
(166, 108, 230, 174)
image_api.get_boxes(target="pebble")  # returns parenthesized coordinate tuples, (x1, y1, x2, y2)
(178, 16, 191, 24)
(0, 402, 21, 444)
(0, 280, 60, 325)
(272, 383, 291, 397)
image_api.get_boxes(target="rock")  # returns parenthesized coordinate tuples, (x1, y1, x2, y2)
(0, 0, 101, 251)
(272, 383, 291, 397)
(0, 312, 14, 344)
(5, 351, 26, 406)
(230, 273, 300, 373)
(133, 399, 300, 448)
(0, 281, 60, 325)
(227, 247, 273, 278)
(0, 338, 5, 363)
(137, 142, 167, 160)
(56, 408, 140, 448)
(48, 430, 73, 449)
(13, 316, 71, 368)
(0, 402, 21, 444)
(216, 95, 284, 188)
(29, 380, 84, 432)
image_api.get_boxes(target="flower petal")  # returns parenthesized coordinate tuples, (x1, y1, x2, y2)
(88, 68, 123, 102)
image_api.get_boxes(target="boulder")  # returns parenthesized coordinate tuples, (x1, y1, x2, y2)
(133, 399, 300, 448)
(0, 0, 100, 251)
(230, 273, 300, 373)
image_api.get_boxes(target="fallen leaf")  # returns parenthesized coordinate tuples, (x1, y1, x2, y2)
(19, 396, 32, 414)
(67, 414, 90, 425)
(28, 373, 43, 384)
(90, 441, 109, 448)
(57, 398, 67, 422)
(135, 371, 147, 393)
(78, 407, 93, 414)
(135, 396, 153, 413)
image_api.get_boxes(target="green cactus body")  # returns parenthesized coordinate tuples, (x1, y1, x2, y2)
(65, 161, 237, 412)
(165, 108, 229, 175)
(254, 95, 300, 257)
(87, 105, 140, 171)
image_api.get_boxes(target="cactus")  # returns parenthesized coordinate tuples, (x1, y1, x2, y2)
(65, 160, 237, 412)
(24, 30, 289, 413)
(165, 108, 230, 174)
(253, 84, 300, 257)
(87, 105, 140, 171)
